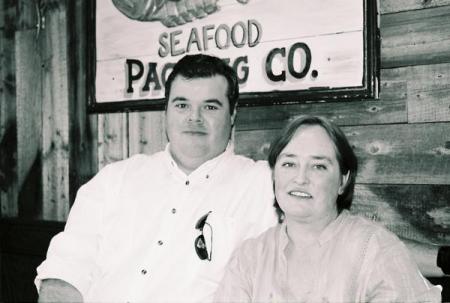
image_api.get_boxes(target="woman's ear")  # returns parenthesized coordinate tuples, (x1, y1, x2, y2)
(338, 171, 350, 195)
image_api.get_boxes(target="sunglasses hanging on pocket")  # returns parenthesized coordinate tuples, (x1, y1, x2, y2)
(195, 211, 213, 261)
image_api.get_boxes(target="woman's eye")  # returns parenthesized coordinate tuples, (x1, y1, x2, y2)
(313, 164, 327, 170)
(281, 162, 295, 168)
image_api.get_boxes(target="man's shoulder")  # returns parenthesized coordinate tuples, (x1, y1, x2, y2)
(226, 154, 270, 173)
(101, 151, 165, 172)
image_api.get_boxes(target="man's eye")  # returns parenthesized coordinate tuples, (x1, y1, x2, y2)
(175, 103, 188, 109)
(205, 105, 218, 110)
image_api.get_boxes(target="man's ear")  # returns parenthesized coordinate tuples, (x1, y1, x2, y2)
(338, 171, 350, 195)
(230, 107, 237, 126)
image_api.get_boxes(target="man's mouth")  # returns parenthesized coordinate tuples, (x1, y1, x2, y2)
(288, 191, 313, 198)
(184, 130, 207, 135)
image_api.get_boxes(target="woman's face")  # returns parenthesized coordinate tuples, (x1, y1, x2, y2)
(273, 125, 348, 227)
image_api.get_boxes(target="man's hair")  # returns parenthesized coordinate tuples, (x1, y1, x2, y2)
(164, 54, 239, 114)
(268, 115, 358, 222)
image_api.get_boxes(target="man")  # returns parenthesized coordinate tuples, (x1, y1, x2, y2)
(36, 54, 448, 302)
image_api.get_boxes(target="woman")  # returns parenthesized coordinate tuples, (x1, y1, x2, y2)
(214, 116, 441, 302)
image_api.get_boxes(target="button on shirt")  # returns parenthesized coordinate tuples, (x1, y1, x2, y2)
(35, 144, 277, 302)
(214, 210, 441, 302)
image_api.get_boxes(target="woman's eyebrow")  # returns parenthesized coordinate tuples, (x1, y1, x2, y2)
(278, 153, 297, 159)
(311, 155, 333, 164)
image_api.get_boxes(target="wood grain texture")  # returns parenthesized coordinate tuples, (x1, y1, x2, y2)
(348, 122, 450, 184)
(352, 184, 450, 244)
(235, 122, 450, 185)
(381, 5, 450, 68)
(380, 0, 450, 14)
(98, 113, 129, 169)
(128, 111, 168, 156)
(0, 0, 18, 217)
(67, 0, 98, 205)
(16, 0, 38, 31)
(236, 81, 407, 131)
(15, 30, 42, 218)
(40, 3, 70, 221)
(382, 63, 450, 123)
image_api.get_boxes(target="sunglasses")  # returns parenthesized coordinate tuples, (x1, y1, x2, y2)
(194, 211, 213, 261)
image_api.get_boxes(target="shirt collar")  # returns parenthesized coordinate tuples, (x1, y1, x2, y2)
(163, 142, 234, 179)
(278, 209, 350, 251)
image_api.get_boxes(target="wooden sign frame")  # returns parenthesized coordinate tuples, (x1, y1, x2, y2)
(87, 0, 379, 113)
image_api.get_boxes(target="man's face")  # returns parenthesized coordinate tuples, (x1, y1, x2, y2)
(165, 75, 236, 172)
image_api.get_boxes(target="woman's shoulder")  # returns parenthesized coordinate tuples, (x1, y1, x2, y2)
(341, 212, 404, 250)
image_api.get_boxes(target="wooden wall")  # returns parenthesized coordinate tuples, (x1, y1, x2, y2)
(1, 0, 448, 240)
(0, 0, 449, 301)
(0, 0, 96, 220)
(95, 1, 450, 245)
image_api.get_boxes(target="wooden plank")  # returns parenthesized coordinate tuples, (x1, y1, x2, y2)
(235, 122, 450, 184)
(15, 29, 42, 218)
(380, 0, 450, 14)
(236, 81, 407, 131)
(0, 0, 4, 28)
(352, 184, 450, 244)
(382, 63, 450, 123)
(98, 113, 129, 169)
(67, 0, 98, 205)
(381, 6, 450, 68)
(348, 122, 450, 184)
(128, 111, 168, 156)
(40, 2, 70, 221)
(0, 0, 17, 218)
(16, 0, 37, 30)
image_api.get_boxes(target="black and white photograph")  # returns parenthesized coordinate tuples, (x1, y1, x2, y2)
(0, 0, 449, 302)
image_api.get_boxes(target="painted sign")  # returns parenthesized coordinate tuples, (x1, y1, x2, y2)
(91, 0, 378, 112)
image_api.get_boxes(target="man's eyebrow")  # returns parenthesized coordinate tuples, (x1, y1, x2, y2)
(170, 96, 188, 103)
(204, 99, 224, 107)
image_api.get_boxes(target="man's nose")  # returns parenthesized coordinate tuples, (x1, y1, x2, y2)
(188, 107, 203, 122)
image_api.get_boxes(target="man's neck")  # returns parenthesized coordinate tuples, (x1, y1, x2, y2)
(169, 149, 225, 175)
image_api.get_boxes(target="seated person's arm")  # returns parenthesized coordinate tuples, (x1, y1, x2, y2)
(214, 249, 252, 303)
(401, 237, 448, 277)
(366, 231, 441, 302)
(38, 279, 83, 303)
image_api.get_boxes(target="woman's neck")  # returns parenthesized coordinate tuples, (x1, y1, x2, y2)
(284, 213, 338, 248)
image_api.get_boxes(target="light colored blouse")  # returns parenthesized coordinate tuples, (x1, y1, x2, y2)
(214, 210, 441, 302)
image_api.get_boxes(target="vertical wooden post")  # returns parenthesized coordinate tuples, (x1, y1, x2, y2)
(40, 1, 70, 220)
(67, 0, 98, 206)
(0, 0, 18, 217)
(15, 0, 44, 219)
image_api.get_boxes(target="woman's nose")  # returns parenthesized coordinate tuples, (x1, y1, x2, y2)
(294, 167, 309, 184)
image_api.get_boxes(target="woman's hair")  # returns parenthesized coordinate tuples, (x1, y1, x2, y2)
(268, 116, 358, 222)
(164, 54, 239, 114)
